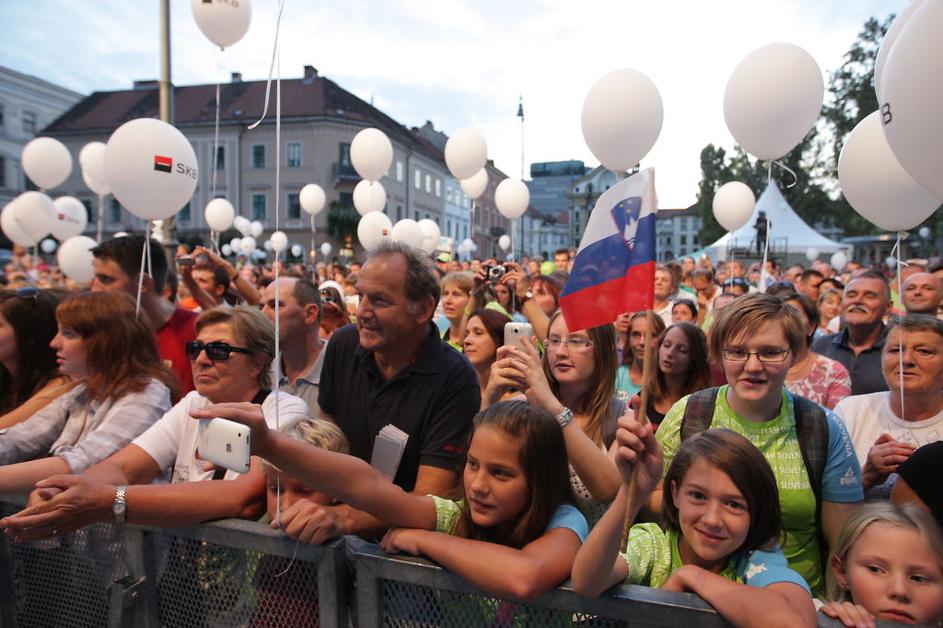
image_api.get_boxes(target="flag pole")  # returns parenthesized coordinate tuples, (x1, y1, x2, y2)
(621, 317, 654, 552)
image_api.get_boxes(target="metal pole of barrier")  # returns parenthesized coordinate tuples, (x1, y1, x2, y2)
(354, 542, 386, 628)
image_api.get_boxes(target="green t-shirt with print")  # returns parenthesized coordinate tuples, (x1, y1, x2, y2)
(656, 386, 861, 596)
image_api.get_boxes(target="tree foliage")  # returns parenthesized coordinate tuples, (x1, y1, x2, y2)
(327, 200, 359, 243)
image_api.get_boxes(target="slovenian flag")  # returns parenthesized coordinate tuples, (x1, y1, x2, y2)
(560, 168, 656, 331)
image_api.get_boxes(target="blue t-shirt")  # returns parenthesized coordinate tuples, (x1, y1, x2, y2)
(615, 365, 641, 402)
(431, 496, 588, 543)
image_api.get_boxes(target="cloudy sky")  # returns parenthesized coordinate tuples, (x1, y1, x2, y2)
(1, 0, 906, 207)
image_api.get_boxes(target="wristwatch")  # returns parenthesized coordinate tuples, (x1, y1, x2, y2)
(555, 407, 573, 428)
(113, 486, 127, 525)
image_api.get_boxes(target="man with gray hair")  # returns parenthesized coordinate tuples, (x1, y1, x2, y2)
(304, 242, 480, 542)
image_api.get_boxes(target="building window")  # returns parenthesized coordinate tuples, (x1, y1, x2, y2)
(396, 205, 402, 221)
(252, 194, 266, 220)
(414, 210, 419, 221)
(80, 199, 93, 223)
(22, 110, 36, 134)
(396, 161, 404, 182)
(447, 219, 452, 237)
(425, 174, 431, 194)
(680, 234, 687, 246)
(414, 168, 421, 190)
(179, 202, 191, 222)
(339, 143, 351, 166)
(434, 179, 441, 197)
(252, 145, 265, 169)
(288, 192, 301, 220)
(215, 146, 225, 170)
(287, 143, 301, 168)
(109, 198, 122, 223)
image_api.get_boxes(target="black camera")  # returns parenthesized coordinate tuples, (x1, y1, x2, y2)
(485, 265, 507, 281)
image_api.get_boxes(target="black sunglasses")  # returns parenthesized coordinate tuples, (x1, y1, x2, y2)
(185, 340, 252, 361)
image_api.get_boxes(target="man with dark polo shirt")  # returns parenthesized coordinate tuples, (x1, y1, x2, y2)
(812, 271, 891, 395)
(302, 241, 479, 542)
(91, 236, 196, 399)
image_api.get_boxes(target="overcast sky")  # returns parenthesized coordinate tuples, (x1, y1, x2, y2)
(1, 0, 906, 208)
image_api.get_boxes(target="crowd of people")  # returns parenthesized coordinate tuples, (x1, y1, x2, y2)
(1, 237, 942, 627)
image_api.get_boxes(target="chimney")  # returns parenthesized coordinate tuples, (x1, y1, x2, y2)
(231, 72, 242, 83)
(303, 65, 318, 83)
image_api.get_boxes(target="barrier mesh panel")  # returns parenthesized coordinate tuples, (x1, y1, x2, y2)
(381, 579, 625, 628)
(6, 521, 127, 628)
(151, 532, 320, 628)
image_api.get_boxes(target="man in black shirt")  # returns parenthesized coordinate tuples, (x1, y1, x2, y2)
(300, 241, 480, 542)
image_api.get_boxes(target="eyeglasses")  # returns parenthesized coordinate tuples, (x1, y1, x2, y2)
(185, 340, 252, 361)
(547, 335, 594, 350)
(722, 348, 790, 363)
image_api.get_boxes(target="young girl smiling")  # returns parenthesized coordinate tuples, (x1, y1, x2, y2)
(573, 421, 815, 628)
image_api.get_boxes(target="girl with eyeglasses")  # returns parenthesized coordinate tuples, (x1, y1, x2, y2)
(0, 288, 78, 428)
(0, 291, 177, 494)
(648, 293, 864, 596)
(487, 311, 622, 527)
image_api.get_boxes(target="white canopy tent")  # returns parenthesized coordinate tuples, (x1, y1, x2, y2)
(705, 181, 851, 260)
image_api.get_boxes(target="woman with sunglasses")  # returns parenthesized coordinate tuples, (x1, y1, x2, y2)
(489, 310, 622, 526)
(0, 291, 177, 494)
(0, 288, 78, 428)
(649, 294, 864, 595)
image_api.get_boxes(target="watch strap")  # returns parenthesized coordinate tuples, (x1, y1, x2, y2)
(113, 486, 127, 525)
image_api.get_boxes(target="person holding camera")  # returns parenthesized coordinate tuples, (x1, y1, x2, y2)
(179, 245, 261, 310)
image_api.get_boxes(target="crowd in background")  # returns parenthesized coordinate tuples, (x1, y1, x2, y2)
(1, 236, 942, 628)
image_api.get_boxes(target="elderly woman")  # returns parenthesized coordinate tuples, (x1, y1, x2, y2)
(651, 293, 863, 596)
(834, 315, 943, 500)
(1, 306, 309, 538)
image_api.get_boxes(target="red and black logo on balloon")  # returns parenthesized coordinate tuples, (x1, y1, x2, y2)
(154, 155, 173, 173)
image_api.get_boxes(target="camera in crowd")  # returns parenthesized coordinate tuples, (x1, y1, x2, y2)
(484, 264, 507, 281)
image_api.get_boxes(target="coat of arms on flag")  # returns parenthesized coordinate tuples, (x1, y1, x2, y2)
(560, 168, 657, 331)
(153, 155, 173, 173)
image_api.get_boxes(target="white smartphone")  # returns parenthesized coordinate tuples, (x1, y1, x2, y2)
(504, 322, 534, 352)
(198, 418, 251, 474)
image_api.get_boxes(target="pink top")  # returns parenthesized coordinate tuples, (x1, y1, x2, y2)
(786, 353, 852, 409)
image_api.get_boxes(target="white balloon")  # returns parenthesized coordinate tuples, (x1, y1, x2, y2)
(459, 168, 489, 200)
(250, 220, 264, 238)
(919, 226, 931, 239)
(494, 179, 530, 219)
(723, 43, 824, 161)
(886, 256, 897, 268)
(352, 180, 387, 215)
(221, 243, 232, 256)
(51, 196, 89, 239)
(11, 191, 55, 242)
(838, 111, 940, 232)
(290, 244, 303, 257)
(104, 118, 198, 220)
(263, 240, 273, 252)
(240, 236, 257, 254)
(270, 230, 288, 253)
(57, 235, 98, 283)
(350, 128, 393, 182)
(461, 238, 476, 252)
(21, 137, 72, 190)
(230, 237, 242, 252)
(79, 141, 110, 195)
(581, 68, 664, 172)
(391, 219, 424, 250)
(1, 202, 35, 246)
(204, 198, 235, 232)
(300, 183, 326, 215)
(444, 128, 488, 180)
(357, 212, 393, 252)
(874, 0, 926, 100)
(320, 242, 332, 256)
(880, 0, 943, 199)
(805, 247, 819, 262)
(830, 251, 848, 271)
(234, 216, 251, 236)
(417, 219, 441, 254)
(191, 0, 252, 49)
(712, 182, 756, 231)
(498, 234, 511, 251)
(40, 238, 57, 254)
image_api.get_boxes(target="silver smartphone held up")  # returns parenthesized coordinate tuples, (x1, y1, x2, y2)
(198, 418, 251, 474)
(504, 322, 534, 352)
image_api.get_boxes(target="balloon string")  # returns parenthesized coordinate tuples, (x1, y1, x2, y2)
(757, 164, 773, 292)
(310, 214, 315, 271)
(135, 227, 148, 317)
(770, 160, 798, 188)
(247, 0, 285, 131)
(97, 194, 104, 242)
(892, 231, 907, 421)
(146, 227, 153, 280)
(212, 48, 222, 200)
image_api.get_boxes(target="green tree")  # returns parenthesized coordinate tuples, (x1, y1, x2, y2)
(326, 200, 359, 244)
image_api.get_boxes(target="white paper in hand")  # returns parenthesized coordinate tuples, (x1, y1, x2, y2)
(370, 424, 409, 480)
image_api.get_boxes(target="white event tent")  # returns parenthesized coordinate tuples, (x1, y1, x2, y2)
(706, 181, 851, 260)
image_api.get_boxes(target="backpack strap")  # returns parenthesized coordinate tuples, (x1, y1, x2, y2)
(680, 387, 721, 442)
(791, 394, 831, 570)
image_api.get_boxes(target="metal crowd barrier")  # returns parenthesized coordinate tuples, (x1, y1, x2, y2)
(0, 498, 900, 627)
